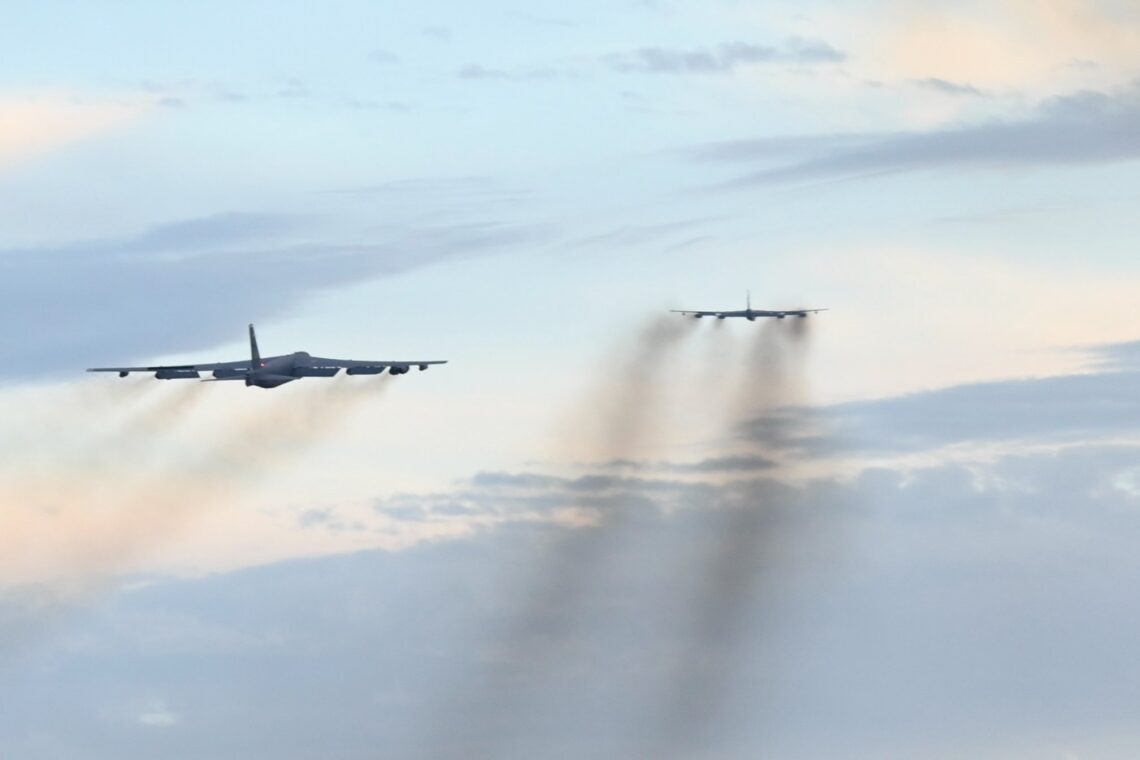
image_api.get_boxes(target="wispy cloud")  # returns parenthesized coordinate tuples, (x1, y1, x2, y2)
(604, 37, 845, 74)
(456, 63, 574, 82)
(913, 77, 986, 97)
(0, 96, 144, 171)
(691, 81, 1140, 185)
(368, 49, 401, 65)
(744, 365, 1140, 457)
(0, 213, 554, 379)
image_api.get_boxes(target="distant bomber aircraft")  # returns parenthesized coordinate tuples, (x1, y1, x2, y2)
(672, 293, 827, 321)
(88, 324, 447, 389)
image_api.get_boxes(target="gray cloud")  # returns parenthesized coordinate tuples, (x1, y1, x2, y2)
(746, 366, 1140, 456)
(456, 37, 842, 87)
(1082, 337, 1140, 371)
(697, 82, 1140, 185)
(601, 454, 776, 474)
(0, 212, 553, 380)
(456, 64, 573, 82)
(6, 441, 1140, 758)
(369, 49, 400, 65)
(568, 217, 722, 250)
(914, 77, 985, 97)
(420, 25, 452, 41)
(604, 37, 845, 74)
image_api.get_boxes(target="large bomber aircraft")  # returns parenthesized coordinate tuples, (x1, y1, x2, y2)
(87, 324, 446, 389)
(672, 293, 827, 321)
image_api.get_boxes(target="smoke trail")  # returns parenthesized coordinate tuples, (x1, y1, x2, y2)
(516, 315, 694, 628)
(0, 375, 389, 597)
(91, 375, 391, 568)
(649, 319, 816, 756)
(0, 370, 396, 665)
(414, 314, 694, 760)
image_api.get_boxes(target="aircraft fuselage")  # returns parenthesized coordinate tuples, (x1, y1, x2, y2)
(246, 353, 308, 388)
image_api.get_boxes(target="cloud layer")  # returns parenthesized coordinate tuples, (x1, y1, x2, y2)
(688, 81, 1140, 185)
(0, 212, 551, 379)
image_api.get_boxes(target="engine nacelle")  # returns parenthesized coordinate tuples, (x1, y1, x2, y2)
(346, 366, 385, 375)
(294, 366, 339, 377)
(156, 369, 200, 380)
(213, 368, 244, 379)
(389, 364, 410, 375)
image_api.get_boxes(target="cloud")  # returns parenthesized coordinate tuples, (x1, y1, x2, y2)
(419, 25, 452, 41)
(568, 217, 721, 249)
(0, 212, 554, 379)
(0, 96, 143, 172)
(693, 81, 1140, 185)
(454, 37, 843, 86)
(1086, 338, 1140, 370)
(368, 49, 400, 65)
(604, 37, 845, 74)
(136, 702, 179, 728)
(7, 440, 1140, 758)
(867, 0, 1140, 92)
(600, 454, 776, 474)
(745, 366, 1140, 457)
(456, 63, 572, 82)
(914, 77, 986, 96)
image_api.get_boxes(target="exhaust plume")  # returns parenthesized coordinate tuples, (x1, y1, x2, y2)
(0, 375, 390, 609)
(649, 319, 816, 756)
(415, 314, 694, 759)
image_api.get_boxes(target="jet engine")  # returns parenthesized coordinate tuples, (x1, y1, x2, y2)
(155, 369, 200, 380)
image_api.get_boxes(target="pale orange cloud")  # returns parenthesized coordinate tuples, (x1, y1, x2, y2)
(0, 95, 144, 171)
(875, 0, 1140, 92)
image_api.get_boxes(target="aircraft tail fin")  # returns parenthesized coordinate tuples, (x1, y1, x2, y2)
(249, 323, 262, 367)
(747, 290, 751, 311)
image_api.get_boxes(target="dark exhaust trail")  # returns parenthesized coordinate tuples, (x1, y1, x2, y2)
(414, 315, 694, 760)
(513, 315, 693, 633)
(648, 320, 815, 756)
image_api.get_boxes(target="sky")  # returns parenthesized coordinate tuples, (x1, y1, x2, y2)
(3, 1, 1140, 757)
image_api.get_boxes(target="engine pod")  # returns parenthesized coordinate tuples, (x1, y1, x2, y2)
(155, 369, 200, 380)
(294, 366, 339, 377)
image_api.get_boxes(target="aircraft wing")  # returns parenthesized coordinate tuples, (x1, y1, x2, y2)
(306, 356, 447, 372)
(671, 309, 746, 318)
(781, 308, 828, 316)
(87, 359, 250, 375)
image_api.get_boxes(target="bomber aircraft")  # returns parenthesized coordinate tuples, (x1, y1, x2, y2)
(672, 293, 827, 321)
(88, 324, 447, 389)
